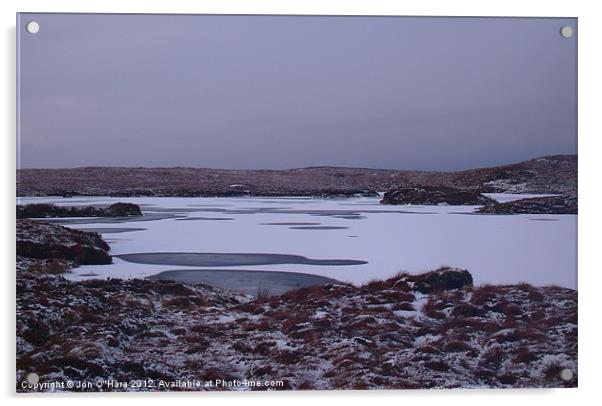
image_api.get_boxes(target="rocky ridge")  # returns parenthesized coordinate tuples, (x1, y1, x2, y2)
(17, 155, 577, 197)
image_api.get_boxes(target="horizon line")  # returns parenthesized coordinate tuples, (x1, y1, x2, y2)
(16, 154, 577, 173)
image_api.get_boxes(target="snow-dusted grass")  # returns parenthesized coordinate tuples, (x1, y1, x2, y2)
(19, 195, 577, 288)
(16, 265, 577, 391)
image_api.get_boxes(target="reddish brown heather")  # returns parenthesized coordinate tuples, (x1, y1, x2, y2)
(17, 260, 577, 391)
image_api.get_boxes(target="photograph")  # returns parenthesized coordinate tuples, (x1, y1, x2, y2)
(16, 13, 577, 391)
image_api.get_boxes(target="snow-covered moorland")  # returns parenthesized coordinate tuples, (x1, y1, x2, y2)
(16, 258, 577, 391)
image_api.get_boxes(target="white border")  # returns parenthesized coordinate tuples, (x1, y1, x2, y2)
(2, 1, 600, 404)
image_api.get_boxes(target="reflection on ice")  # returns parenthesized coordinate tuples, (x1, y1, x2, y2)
(117, 252, 367, 267)
(149, 269, 341, 295)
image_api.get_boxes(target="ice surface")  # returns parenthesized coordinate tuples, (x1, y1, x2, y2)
(18, 194, 577, 288)
(483, 193, 558, 203)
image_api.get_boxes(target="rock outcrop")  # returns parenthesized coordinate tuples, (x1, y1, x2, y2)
(381, 186, 495, 205)
(395, 267, 474, 293)
(104, 202, 143, 216)
(17, 202, 142, 219)
(477, 194, 577, 215)
(17, 220, 112, 265)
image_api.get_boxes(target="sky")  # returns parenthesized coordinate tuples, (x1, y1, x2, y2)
(17, 14, 577, 171)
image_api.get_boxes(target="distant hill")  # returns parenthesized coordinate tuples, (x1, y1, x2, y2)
(16, 155, 576, 197)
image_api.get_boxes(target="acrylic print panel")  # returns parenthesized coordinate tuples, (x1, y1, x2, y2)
(16, 14, 577, 392)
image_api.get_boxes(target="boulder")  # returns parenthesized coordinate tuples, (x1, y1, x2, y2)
(408, 267, 474, 294)
(106, 202, 143, 216)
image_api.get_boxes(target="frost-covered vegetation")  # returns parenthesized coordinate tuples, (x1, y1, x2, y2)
(17, 257, 577, 391)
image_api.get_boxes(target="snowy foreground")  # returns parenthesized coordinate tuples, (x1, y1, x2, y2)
(16, 261, 577, 391)
(18, 194, 577, 289)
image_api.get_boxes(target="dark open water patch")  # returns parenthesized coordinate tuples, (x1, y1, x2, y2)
(256, 200, 315, 204)
(185, 207, 435, 217)
(40, 213, 184, 224)
(148, 269, 342, 296)
(261, 222, 322, 226)
(116, 252, 367, 267)
(289, 226, 349, 230)
(175, 217, 234, 221)
(78, 227, 146, 234)
(187, 203, 234, 207)
(528, 218, 560, 222)
(143, 207, 227, 213)
(337, 202, 382, 206)
(332, 215, 366, 220)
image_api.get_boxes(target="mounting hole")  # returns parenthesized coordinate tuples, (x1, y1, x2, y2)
(26, 21, 40, 34)
(560, 26, 573, 39)
(26, 372, 39, 385)
(560, 368, 574, 381)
